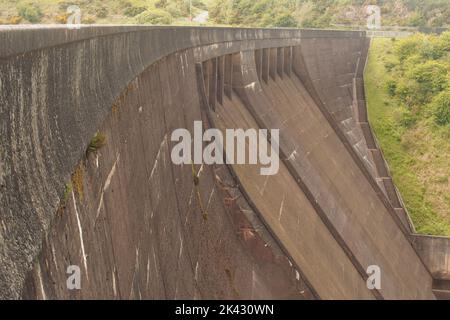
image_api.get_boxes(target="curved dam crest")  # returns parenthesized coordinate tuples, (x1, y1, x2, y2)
(0, 26, 448, 299)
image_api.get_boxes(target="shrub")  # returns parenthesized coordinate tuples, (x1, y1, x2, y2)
(63, 183, 73, 202)
(87, 133, 106, 155)
(384, 61, 396, 72)
(7, 16, 23, 24)
(402, 60, 448, 105)
(18, 3, 43, 23)
(95, 7, 108, 19)
(396, 33, 447, 62)
(437, 32, 450, 53)
(124, 6, 146, 17)
(407, 11, 426, 27)
(82, 15, 97, 24)
(396, 78, 417, 107)
(420, 35, 445, 60)
(399, 107, 418, 128)
(55, 13, 68, 24)
(431, 91, 450, 126)
(165, 3, 184, 18)
(272, 13, 298, 28)
(135, 9, 173, 25)
(71, 164, 84, 200)
(192, 0, 207, 11)
(386, 79, 397, 97)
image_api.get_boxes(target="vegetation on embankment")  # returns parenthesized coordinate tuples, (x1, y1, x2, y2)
(0, 1, 449, 28)
(208, 0, 449, 28)
(364, 34, 450, 236)
(0, 0, 208, 25)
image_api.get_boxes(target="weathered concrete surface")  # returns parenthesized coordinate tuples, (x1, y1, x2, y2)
(211, 82, 375, 300)
(0, 26, 443, 299)
(20, 53, 313, 300)
(411, 235, 450, 299)
(200, 48, 434, 299)
(293, 36, 414, 232)
(0, 26, 317, 299)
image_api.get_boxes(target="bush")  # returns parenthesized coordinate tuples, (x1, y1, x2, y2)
(165, 3, 184, 18)
(386, 79, 397, 96)
(431, 91, 450, 126)
(396, 33, 447, 62)
(407, 11, 426, 27)
(192, 0, 207, 11)
(7, 16, 23, 24)
(18, 3, 43, 23)
(437, 32, 450, 53)
(384, 61, 396, 72)
(82, 15, 97, 24)
(135, 9, 173, 25)
(401, 60, 448, 105)
(55, 13, 68, 24)
(87, 133, 107, 155)
(124, 6, 147, 17)
(95, 7, 108, 19)
(399, 106, 418, 128)
(272, 13, 297, 28)
(396, 78, 418, 107)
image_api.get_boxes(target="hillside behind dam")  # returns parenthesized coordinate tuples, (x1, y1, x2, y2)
(0, 26, 449, 300)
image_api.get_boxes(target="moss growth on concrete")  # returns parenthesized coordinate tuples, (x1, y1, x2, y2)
(63, 182, 73, 202)
(191, 163, 208, 221)
(87, 132, 106, 155)
(71, 164, 85, 201)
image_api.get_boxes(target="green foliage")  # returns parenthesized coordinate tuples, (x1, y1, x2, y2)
(2, 0, 449, 27)
(206, 0, 449, 28)
(395, 34, 425, 61)
(432, 91, 450, 126)
(124, 6, 146, 17)
(405, 60, 448, 105)
(399, 105, 417, 128)
(136, 8, 173, 24)
(87, 133, 107, 155)
(122, 0, 148, 17)
(391, 34, 449, 112)
(407, 11, 425, 27)
(272, 12, 297, 28)
(95, 6, 108, 18)
(63, 182, 73, 202)
(386, 79, 397, 96)
(208, 0, 298, 27)
(384, 61, 396, 72)
(438, 32, 450, 52)
(396, 33, 448, 62)
(365, 37, 450, 236)
(17, 2, 43, 23)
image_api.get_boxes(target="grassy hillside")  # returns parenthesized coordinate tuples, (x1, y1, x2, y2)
(1, 0, 448, 28)
(0, 0, 208, 25)
(208, 0, 450, 28)
(364, 36, 450, 235)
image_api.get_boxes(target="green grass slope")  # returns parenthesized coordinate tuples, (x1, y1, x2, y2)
(364, 38, 450, 236)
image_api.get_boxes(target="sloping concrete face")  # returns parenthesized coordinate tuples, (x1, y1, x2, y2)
(0, 26, 436, 299)
(206, 49, 434, 299)
(20, 53, 312, 300)
(293, 37, 413, 231)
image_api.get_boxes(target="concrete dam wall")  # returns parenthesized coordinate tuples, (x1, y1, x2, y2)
(0, 26, 445, 299)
